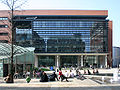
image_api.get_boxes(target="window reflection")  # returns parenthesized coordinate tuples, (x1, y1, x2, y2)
(15, 18, 108, 53)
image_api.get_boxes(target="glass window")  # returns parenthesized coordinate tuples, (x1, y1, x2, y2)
(0, 32, 8, 36)
(0, 25, 8, 28)
(0, 17, 8, 20)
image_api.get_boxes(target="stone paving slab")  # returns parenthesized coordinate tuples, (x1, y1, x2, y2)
(0, 78, 100, 87)
(0, 78, 120, 88)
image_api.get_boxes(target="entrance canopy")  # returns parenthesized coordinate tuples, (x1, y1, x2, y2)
(0, 43, 30, 59)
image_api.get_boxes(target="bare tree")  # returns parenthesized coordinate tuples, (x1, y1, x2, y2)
(0, 0, 27, 83)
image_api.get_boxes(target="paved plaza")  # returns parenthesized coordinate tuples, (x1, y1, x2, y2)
(0, 78, 120, 90)
(0, 68, 120, 90)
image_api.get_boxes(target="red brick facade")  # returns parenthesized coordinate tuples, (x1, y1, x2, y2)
(108, 21, 113, 67)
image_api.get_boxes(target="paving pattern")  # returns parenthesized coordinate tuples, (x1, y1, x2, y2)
(0, 68, 120, 88)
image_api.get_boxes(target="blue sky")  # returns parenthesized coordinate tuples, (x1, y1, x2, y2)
(0, 0, 120, 47)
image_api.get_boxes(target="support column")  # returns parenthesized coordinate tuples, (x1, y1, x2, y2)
(105, 55, 107, 68)
(35, 55, 38, 67)
(77, 56, 80, 68)
(55, 55, 60, 72)
(81, 55, 83, 67)
(95, 55, 98, 68)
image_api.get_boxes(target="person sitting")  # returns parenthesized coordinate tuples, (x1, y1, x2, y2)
(58, 70, 63, 80)
(64, 71, 69, 78)
(58, 70, 69, 82)
(33, 70, 36, 78)
(26, 70, 30, 77)
(87, 69, 91, 75)
(36, 71, 40, 78)
(69, 70, 74, 78)
(93, 69, 95, 74)
(95, 69, 99, 74)
(61, 74, 69, 82)
(23, 71, 26, 78)
(26, 75, 31, 83)
(76, 71, 81, 79)
(39, 70, 44, 79)
(14, 71, 19, 79)
(76, 71, 86, 80)
(49, 72, 59, 81)
(40, 71, 48, 82)
(4, 74, 12, 83)
(84, 70, 86, 74)
(76, 69, 79, 76)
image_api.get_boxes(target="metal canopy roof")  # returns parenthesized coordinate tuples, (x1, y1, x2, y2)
(0, 43, 30, 57)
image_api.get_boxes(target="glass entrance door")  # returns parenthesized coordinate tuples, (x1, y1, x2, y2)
(38, 56, 55, 67)
(60, 56, 77, 68)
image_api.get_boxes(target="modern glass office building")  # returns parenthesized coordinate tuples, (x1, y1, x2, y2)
(0, 10, 112, 68)
(113, 47, 120, 67)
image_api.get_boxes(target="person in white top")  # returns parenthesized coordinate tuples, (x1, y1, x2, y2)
(26, 70, 30, 76)
(64, 71, 69, 78)
(69, 70, 74, 78)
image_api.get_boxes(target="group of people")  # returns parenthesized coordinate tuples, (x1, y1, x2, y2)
(4, 68, 99, 83)
(39, 69, 87, 82)
(32, 69, 59, 82)
(64, 70, 75, 78)
(14, 70, 31, 79)
(40, 70, 69, 82)
(82, 69, 99, 75)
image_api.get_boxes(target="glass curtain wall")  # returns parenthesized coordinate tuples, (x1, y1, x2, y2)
(15, 16, 108, 53)
(31, 17, 108, 53)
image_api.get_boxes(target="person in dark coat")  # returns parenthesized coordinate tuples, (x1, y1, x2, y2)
(95, 69, 99, 74)
(87, 69, 91, 75)
(40, 71, 48, 82)
(61, 74, 69, 82)
(40, 70, 43, 77)
(49, 72, 59, 81)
